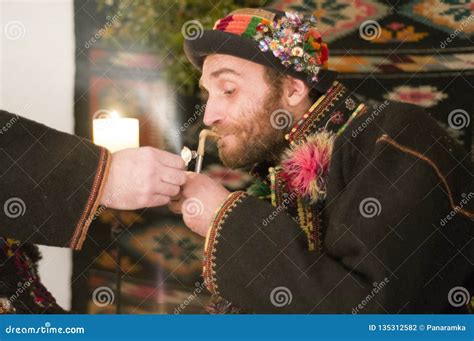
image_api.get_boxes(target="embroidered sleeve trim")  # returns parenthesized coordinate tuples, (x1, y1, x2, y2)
(377, 134, 474, 219)
(203, 191, 248, 295)
(69, 148, 112, 250)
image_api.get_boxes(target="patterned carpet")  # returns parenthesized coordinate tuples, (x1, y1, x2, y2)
(274, 0, 473, 156)
(72, 0, 473, 314)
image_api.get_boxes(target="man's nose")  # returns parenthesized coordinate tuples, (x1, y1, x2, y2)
(203, 100, 224, 127)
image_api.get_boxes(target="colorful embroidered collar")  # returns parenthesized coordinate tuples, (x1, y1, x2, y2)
(249, 81, 367, 253)
(285, 81, 366, 145)
(250, 80, 366, 184)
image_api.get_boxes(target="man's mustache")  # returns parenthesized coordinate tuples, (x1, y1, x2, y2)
(211, 126, 232, 137)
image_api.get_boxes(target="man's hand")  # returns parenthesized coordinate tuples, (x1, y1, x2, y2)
(169, 172, 230, 237)
(100, 147, 186, 209)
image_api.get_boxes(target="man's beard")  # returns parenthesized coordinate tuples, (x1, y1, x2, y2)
(213, 92, 289, 169)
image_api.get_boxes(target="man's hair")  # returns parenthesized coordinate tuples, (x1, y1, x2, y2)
(263, 67, 323, 103)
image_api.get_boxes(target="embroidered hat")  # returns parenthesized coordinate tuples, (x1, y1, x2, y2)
(183, 8, 337, 93)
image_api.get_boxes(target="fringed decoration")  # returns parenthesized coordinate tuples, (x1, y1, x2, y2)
(280, 131, 335, 204)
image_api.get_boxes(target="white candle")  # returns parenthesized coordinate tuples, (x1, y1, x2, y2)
(93, 111, 140, 153)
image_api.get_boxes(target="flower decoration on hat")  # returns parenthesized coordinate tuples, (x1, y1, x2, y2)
(253, 12, 329, 83)
(211, 9, 329, 84)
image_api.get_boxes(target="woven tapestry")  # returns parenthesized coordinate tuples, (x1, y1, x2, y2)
(274, 0, 473, 158)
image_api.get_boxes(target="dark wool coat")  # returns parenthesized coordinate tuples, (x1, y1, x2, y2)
(0, 110, 109, 313)
(202, 81, 474, 314)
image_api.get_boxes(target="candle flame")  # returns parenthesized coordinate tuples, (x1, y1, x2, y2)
(110, 110, 120, 119)
(93, 109, 122, 120)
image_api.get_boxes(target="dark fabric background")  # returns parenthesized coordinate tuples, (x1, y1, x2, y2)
(73, 0, 473, 313)
(275, 0, 473, 159)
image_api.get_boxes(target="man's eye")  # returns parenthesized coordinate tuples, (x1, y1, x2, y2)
(224, 89, 235, 95)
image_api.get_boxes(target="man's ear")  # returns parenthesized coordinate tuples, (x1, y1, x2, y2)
(284, 76, 311, 108)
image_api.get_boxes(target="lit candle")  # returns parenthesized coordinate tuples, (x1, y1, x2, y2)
(93, 110, 140, 153)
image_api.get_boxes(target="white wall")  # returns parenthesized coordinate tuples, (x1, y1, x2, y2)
(0, 0, 76, 310)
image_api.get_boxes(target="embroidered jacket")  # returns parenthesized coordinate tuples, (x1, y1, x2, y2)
(202, 81, 474, 313)
(0, 110, 110, 313)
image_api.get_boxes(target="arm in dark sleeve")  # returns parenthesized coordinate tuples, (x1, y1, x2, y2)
(203, 105, 474, 313)
(0, 110, 111, 250)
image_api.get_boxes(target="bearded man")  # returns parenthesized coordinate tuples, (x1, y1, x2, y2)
(170, 8, 474, 313)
